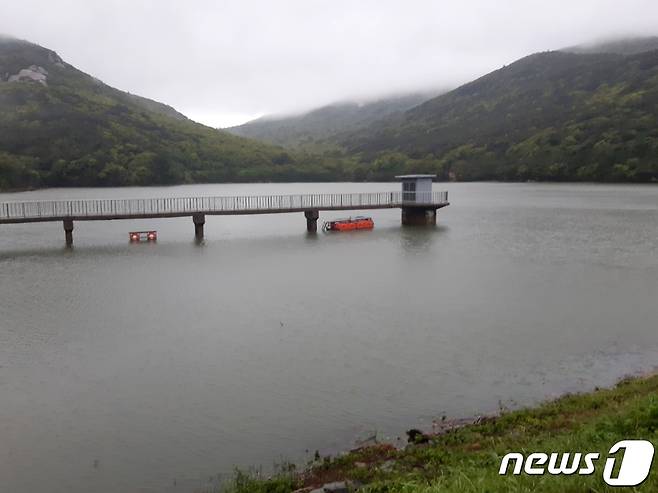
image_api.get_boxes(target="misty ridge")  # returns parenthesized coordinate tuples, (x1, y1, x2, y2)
(1, 33, 658, 189)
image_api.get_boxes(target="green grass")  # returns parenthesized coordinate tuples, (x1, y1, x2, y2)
(223, 373, 658, 492)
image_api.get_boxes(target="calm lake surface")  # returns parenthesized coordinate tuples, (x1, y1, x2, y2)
(1, 182, 657, 493)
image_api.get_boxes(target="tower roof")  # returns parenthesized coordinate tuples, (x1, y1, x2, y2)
(395, 174, 436, 179)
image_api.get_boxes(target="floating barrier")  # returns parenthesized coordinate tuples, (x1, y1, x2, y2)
(129, 231, 157, 242)
(322, 216, 374, 232)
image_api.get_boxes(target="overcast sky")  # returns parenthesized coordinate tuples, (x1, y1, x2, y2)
(2, 0, 658, 127)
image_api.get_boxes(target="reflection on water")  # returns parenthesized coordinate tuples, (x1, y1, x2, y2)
(1, 182, 657, 493)
(399, 224, 447, 253)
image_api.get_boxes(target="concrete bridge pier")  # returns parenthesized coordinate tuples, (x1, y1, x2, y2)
(304, 210, 319, 233)
(63, 219, 74, 246)
(401, 207, 437, 226)
(193, 213, 205, 240)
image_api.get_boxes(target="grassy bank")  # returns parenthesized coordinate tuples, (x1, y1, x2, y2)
(224, 373, 658, 492)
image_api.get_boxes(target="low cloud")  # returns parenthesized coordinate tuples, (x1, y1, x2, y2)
(2, 0, 658, 126)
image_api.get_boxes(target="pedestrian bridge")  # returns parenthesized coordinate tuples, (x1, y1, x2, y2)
(0, 190, 449, 245)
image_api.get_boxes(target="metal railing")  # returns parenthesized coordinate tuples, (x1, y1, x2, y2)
(0, 191, 449, 221)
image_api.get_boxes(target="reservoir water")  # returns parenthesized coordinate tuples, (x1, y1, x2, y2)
(1, 182, 657, 493)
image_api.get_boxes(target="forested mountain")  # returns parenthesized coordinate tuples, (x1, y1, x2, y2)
(3, 34, 658, 189)
(226, 92, 436, 148)
(336, 44, 658, 182)
(0, 37, 338, 190)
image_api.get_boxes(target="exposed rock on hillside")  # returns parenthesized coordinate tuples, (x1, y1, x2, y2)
(7, 65, 48, 85)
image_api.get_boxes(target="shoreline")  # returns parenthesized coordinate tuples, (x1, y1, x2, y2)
(1, 180, 657, 195)
(224, 371, 658, 492)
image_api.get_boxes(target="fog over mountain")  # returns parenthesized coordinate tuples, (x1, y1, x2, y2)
(563, 36, 658, 55)
(227, 91, 441, 147)
(2, 0, 658, 127)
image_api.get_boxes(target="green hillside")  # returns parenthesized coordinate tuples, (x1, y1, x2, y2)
(226, 93, 436, 148)
(4, 34, 658, 188)
(338, 46, 658, 182)
(0, 37, 336, 190)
